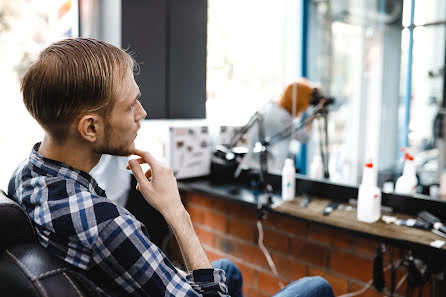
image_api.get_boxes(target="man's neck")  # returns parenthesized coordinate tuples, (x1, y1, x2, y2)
(38, 135, 101, 173)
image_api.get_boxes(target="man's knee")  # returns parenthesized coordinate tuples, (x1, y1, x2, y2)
(288, 276, 334, 297)
(212, 258, 237, 270)
(212, 258, 238, 273)
(305, 276, 332, 291)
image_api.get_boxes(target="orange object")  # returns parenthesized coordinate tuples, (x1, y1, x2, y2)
(276, 78, 314, 116)
(57, 0, 72, 19)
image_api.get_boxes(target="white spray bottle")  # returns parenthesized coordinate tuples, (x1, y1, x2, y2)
(395, 149, 417, 195)
(357, 160, 381, 223)
(282, 158, 296, 201)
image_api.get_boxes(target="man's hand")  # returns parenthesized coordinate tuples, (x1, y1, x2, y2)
(127, 149, 185, 223)
(127, 149, 211, 271)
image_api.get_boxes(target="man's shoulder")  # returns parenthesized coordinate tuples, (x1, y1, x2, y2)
(55, 178, 128, 225)
(40, 178, 132, 247)
(10, 161, 128, 230)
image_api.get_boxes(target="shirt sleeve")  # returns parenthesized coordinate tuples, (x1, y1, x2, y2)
(90, 214, 229, 297)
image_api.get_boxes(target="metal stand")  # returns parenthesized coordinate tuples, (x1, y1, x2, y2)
(228, 112, 273, 219)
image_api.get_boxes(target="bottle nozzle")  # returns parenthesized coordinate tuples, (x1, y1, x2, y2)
(400, 148, 414, 161)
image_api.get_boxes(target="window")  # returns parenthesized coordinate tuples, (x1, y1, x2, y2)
(206, 0, 301, 126)
(0, 0, 79, 190)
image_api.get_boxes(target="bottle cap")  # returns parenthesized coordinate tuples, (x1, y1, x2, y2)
(285, 158, 294, 166)
(404, 153, 414, 161)
(400, 148, 414, 161)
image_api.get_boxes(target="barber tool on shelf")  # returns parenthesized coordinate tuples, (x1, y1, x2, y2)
(300, 194, 312, 208)
(322, 200, 339, 216)
(417, 210, 446, 238)
(381, 215, 430, 230)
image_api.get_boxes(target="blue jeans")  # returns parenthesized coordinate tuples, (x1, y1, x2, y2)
(212, 259, 335, 297)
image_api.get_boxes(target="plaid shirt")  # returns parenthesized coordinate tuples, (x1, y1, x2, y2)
(8, 143, 228, 297)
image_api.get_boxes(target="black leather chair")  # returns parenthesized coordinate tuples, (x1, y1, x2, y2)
(0, 190, 100, 297)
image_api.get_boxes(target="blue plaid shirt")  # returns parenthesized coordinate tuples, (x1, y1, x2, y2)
(8, 143, 228, 297)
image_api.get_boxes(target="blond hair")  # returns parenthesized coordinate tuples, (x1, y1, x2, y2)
(21, 38, 134, 143)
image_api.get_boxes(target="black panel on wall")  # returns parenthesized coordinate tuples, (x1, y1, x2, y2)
(122, 0, 167, 119)
(122, 0, 207, 119)
(168, 0, 207, 118)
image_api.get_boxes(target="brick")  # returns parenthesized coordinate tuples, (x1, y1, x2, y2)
(243, 285, 269, 297)
(272, 254, 307, 281)
(205, 247, 224, 263)
(203, 210, 228, 232)
(215, 234, 239, 256)
(331, 250, 373, 282)
(236, 262, 257, 287)
(308, 267, 349, 296)
(240, 242, 270, 269)
(194, 225, 214, 247)
(186, 192, 214, 209)
(187, 204, 204, 225)
(229, 203, 258, 222)
(258, 271, 282, 295)
(350, 281, 385, 297)
(263, 228, 290, 254)
(351, 237, 379, 258)
(213, 198, 234, 213)
(228, 218, 257, 243)
(265, 213, 308, 236)
(349, 278, 426, 297)
(309, 225, 351, 249)
(290, 238, 330, 267)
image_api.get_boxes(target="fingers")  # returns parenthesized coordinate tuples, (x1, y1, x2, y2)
(126, 158, 145, 169)
(126, 160, 152, 179)
(131, 149, 159, 168)
(128, 159, 151, 190)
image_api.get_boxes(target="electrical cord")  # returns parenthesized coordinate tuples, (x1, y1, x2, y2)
(338, 260, 410, 297)
(338, 263, 398, 297)
(396, 273, 408, 292)
(256, 219, 413, 297)
(256, 220, 285, 290)
(339, 280, 374, 297)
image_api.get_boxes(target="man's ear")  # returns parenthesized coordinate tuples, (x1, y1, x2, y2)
(77, 114, 102, 143)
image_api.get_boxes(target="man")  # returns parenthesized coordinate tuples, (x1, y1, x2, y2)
(9, 38, 334, 297)
(241, 79, 325, 174)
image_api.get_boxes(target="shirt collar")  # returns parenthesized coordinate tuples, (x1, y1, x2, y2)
(29, 142, 105, 197)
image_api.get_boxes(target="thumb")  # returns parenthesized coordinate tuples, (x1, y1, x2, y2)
(128, 159, 150, 189)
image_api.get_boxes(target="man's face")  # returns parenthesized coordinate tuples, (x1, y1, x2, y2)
(96, 70, 147, 156)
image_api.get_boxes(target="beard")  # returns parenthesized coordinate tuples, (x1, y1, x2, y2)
(95, 121, 136, 156)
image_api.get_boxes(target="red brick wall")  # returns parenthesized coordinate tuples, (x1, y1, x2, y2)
(180, 191, 446, 297)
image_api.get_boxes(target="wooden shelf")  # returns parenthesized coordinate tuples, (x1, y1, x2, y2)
(274, 196, 446, 251)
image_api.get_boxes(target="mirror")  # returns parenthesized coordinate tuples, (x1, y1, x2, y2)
(206, 0, 446, 200)
(305, 0, 445, 199)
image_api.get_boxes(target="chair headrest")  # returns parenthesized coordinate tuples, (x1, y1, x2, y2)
(0, 190, 36, 249)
